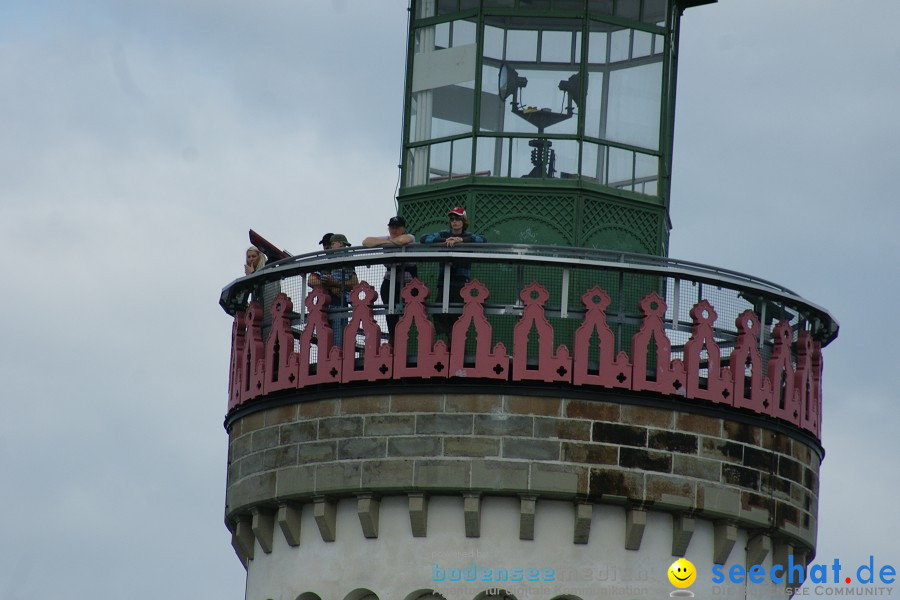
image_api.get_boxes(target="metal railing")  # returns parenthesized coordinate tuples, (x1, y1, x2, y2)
(221, 243, 838, 347)
(222, 243, 836, 439)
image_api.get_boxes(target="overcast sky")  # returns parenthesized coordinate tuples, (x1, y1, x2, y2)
(1, 1, 898, 598)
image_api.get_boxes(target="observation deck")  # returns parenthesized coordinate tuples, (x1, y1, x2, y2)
(220, 244, 837, 567)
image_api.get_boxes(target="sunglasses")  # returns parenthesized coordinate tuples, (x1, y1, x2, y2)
(449, 215, 464, 221)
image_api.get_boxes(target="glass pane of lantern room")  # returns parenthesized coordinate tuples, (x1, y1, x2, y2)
(606, 61, 662, 151)
(408, 17, 478, 185)
(480, 18, 583, 138)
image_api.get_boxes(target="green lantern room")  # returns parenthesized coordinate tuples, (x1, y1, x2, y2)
(398, 0, 709, 253)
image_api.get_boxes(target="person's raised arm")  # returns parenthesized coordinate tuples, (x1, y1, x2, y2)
(390, 233, 414, 245)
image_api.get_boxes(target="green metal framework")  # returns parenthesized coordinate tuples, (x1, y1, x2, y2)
(398, 0, 695, 255)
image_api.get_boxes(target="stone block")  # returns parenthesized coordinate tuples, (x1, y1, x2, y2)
(227, 472, 276, 514)
(574, 502, 592, 544)
(761, 473, 792, 502)
(593, 423, 647, 447)
(474, 414, 533, 437)
(239, 412, 266, 434)
(277, 502, 302, 546)
(314, 498, 337, 542)
(341, 395, 390, 415)
(251, 426, 280, 452)
(741, 502, 773, 528)
(388, 436, 441, 458)
(648, 430, 698, 454)
(621, 405, 672, 428)
(761, 431, 791, 454)
(470, 460, 529, 491)
(227, 462, 241, 487)
(722, 464, 760, 491)
(778, 456, 803, 483)
(230, 534, 248, 569)
(713, 522, 737, 565)
(230, 434, 253, 461)
(446, 394, 502, 413)
(416, 414, 473, 435)
(791, 439, 813, 463)
(619, 448, 672, 473)
(265, 405, 298, 426)
(240, 446, 298, 479)
(675, 413, 722, 436)
(444, 436, 501, 457)
(534, 417, 591, 441)
(357, 495, 380, 539)
(625, 508, 647, 550)
(803, 467, 818, 494)
(562, 442, 617, 465)
(672, 455, 720, 481)
(275, 465, 315, 498)
(361, 459, 415, 489)
(530, 463, 586, 496)
(743, 446, 776, 471)
(748, 534, 772, 566)
(299, 399, 339, 418)
(588, 468, 643, 501)
(415, 459, 470, 489)
(519, 496, 536, 540)
(565, 400, 619, 421)
(297, 441, 337, 464)
(233, 517, 255, 561)
(251, 508, 275, 554)
(464, 494, 481, 538)
(645, 474, 695, 508)
(338, 437, 386, 460)
(671, 515, 694, 557)
(776, 501, 800, 527)
(741, 490, 769, 512)
(391, 394, 444, 413)
(700, 437, 743, 463)
(318, 416, 364, 439)
(409, 493, 428, 537)
(723, 421, 760, 445)
(280, 421, 317, 445)
(506, 395, 562, 417)
(315, 462, 361, 493)
(364, 415, 416, 436)
(503, 438, 560, 461)
(698, 485, 741, 517)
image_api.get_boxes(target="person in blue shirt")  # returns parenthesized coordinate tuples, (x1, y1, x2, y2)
(419, 207, 487, 342)
(309, 234, 358, 350)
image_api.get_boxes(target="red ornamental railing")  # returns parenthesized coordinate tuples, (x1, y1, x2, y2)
(227, 278, 823, 438)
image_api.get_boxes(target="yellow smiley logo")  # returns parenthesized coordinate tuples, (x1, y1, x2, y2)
(668, 558, 697, 588)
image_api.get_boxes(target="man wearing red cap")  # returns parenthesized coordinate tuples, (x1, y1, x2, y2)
(420, 207, 487, 341)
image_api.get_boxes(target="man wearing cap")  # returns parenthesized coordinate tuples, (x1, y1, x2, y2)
(420, 207, 487, 342)
(363, 216, 416, 345)
(318, 233, 333, 251)
(309, 234, 358, 350)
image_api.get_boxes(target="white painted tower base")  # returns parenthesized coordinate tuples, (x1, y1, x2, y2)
(244, 496, 795, 600)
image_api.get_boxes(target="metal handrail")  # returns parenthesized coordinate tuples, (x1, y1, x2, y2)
(220, 243, 838, 344)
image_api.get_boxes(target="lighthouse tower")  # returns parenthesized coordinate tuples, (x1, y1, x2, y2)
(220, 2, 838, 600)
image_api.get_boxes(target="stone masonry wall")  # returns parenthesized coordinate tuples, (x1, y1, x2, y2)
(226, 393, 820, 550)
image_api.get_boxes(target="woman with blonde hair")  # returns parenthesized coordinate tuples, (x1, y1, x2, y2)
(244, 246, 267, 276)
